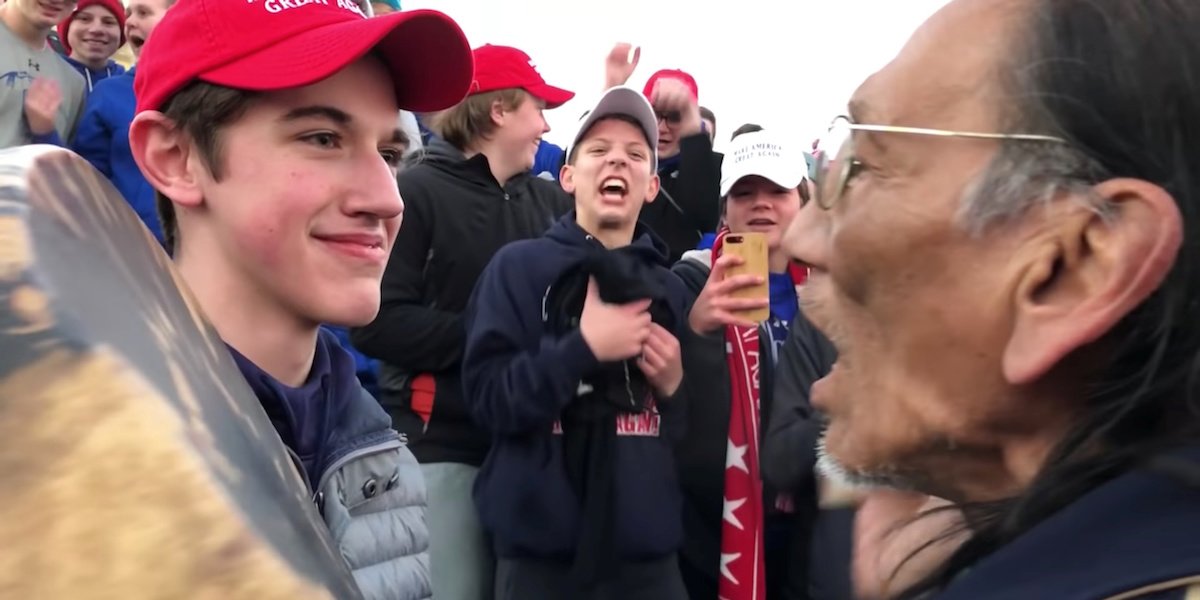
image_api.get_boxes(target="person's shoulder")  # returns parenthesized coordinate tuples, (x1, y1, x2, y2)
(396, 159, 466, 197)
(490, 236, 549, 270)
(91, 71, 132, 94)
(50, 53, 85, 82)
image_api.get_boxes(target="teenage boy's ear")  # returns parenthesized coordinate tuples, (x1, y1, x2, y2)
(560, 162, 576, 195)
(129, 111, 205, 210)
(644, 173, 661, 204)
(490, 98, 507, 127)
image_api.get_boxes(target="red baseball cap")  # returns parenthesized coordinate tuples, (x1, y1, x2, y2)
(643, 69, 699, 104)
(134, 0, 474, 115)
(57, 0, 127, 56)
(470, 44, 575, 109)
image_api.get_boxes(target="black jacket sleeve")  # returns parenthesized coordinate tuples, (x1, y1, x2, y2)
(761, 310, 838, 492)
(350, 177, 465, 373)
(672, 133, 722, 233)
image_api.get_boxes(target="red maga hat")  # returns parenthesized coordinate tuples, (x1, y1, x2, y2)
(642, 68, 699, 103)
(470, 44, 574, 108)
(134, 0, 474, 114)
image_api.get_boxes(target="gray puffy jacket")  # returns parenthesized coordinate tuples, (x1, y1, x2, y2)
(307, 388, 432, 600)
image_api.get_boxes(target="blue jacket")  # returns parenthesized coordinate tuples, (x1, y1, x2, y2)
(533, 140, 564, 180)
(462, 213, 691, 561)
(63, 55, 125, 93)
(230, 329, 432, 600)
(935, 447, 1200, 599)
(72, 69, 163, 243)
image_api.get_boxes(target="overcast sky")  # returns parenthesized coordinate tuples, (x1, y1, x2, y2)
(403, 0, 952, 152)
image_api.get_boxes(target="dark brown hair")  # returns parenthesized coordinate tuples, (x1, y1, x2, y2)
(154, 81, 259, 254)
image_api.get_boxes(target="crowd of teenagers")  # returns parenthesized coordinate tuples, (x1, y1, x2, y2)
(4, 0, 1200, 598)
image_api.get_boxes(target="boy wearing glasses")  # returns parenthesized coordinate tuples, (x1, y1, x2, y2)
(672, 129, 829, 600)
(638, 69, 722, 262)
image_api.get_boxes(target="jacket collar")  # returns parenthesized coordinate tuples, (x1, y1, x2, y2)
(937, 447, 1200, 599)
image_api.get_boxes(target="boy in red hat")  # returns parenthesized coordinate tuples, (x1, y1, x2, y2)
(0, 0, 86, 148)
(57, 0, 126, 92)
(351, 42, 575, 600)
(72, 0, 175, 243)
(126, 0, 474, 597)
(624, 68, 721, 263)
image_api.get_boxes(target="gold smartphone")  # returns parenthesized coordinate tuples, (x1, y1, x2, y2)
(722, 232, 770, 323)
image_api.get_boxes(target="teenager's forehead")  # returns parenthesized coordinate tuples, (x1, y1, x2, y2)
(579, 117, 653, 148)
(128, 0, 170, 10)
(248, 57, 403, 132)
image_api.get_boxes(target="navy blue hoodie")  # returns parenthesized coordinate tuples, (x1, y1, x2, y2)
(462, 213, 692, 561)
(228, 328, 373, 487)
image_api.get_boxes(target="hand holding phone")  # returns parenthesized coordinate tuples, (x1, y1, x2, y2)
(687, 233, 771, 335)
(721, 233, 770, 323)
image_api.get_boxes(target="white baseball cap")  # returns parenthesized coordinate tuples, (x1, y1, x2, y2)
(720, 130, 808, 197)
(566, 85, 660, 170)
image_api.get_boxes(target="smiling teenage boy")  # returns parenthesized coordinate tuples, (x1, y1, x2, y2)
(56, 0, 126, 92)
(126, 1, 474, 598)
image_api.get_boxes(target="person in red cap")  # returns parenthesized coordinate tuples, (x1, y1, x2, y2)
(610, 67, 720, 263)
(125, 0, 475, 597)
(0, 0, 86, 149)
(350, 42, 575, 600)
(56, 0, 125, 92)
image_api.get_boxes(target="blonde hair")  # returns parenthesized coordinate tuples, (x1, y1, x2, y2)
(429, 89, 527, 151)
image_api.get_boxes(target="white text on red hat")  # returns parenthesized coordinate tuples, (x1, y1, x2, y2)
(257, 0, 365, 17)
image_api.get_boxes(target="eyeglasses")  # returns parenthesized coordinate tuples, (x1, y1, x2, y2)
(812, 115, 1069, 210)
(655, 110, 682, 125)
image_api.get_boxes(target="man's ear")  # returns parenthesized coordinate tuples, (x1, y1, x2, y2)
(128, 111, 204, 210)
(560, 163, 576, 194)
(1003, 179, 1183, 384)
(643, 172, 661, 204)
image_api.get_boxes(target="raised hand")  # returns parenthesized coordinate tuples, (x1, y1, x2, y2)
(24, 78, 62, 137)
(605, 42, 641, 89)
(649, 76, 702, 136)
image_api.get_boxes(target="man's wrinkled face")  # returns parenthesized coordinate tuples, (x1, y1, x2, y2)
(187, 56, 406, 328)
(11, 0, 76, 31)
(785, 0, 1033, 493)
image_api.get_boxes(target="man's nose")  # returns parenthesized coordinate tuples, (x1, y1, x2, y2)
(782, 200, 832, 269)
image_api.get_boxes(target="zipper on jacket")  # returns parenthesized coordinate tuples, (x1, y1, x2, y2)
(284, 445, 314, 494)
(622, 361, 636, 407)
(312, 436, 405, 502)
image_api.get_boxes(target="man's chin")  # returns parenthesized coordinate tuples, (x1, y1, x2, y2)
(817, 432, 919, 492)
